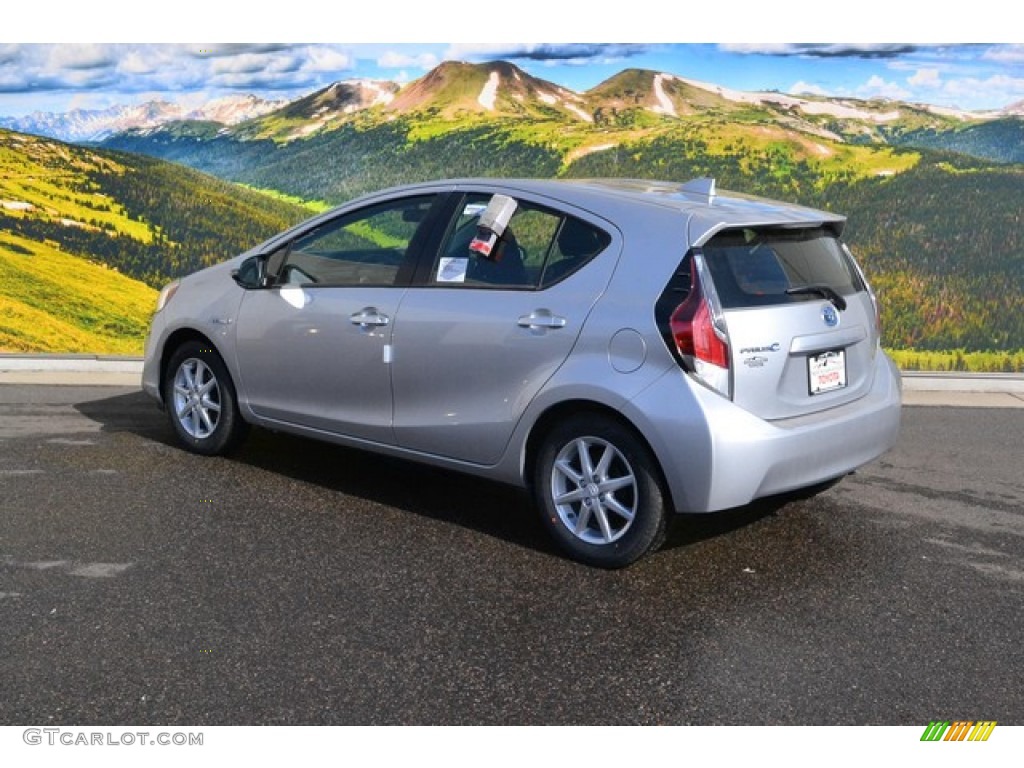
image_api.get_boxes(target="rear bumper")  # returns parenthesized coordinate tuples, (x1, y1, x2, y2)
(629, 352, 902, 513)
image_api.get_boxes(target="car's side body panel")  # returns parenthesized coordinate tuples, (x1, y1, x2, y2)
(234, 286, 404, 443)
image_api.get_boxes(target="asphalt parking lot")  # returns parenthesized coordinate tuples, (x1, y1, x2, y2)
(1, 385, 1022, 725)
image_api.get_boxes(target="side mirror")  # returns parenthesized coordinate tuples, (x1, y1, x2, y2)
(232, 254, 268, 289)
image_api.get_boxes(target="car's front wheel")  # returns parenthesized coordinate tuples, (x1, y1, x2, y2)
(164, 341, 247, 455)
(533, 414, 668, 568)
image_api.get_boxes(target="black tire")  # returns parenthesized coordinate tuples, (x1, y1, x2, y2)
(533, 413, 668, 568)
(163, 340, 248, 456)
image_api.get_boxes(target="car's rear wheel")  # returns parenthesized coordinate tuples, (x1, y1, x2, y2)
(533, 414, 668, 568)
(164, 341, 247, 455)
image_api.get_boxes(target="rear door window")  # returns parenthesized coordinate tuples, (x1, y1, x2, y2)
(431, 193, 610, 290)
(701, 227, 863, 308)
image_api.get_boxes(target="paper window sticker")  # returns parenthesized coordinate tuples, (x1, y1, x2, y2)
(437, 257, 468, 283)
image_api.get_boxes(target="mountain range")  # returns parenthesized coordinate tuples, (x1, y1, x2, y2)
(4, 60, 1023, 158)
(0, 94, 285, 143)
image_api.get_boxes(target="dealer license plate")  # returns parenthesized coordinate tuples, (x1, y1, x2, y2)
(808, 349, 847, 395)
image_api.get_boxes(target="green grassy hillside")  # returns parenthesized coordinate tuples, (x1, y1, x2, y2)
(0, 232, 156, 353)
(1, 129, 308, 288)
(0, 128, 309, 353)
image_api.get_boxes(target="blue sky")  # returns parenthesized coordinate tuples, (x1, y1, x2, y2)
(1, 0, 1021, 118)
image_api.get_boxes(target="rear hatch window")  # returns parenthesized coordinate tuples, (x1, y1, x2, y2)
(702, 227, 863, 308)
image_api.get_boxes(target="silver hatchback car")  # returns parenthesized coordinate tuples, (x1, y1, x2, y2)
(143, 178, 901, 567)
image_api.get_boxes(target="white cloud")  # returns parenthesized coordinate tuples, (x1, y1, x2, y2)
(857, 75, 911, 100)
(789, 80, 829, 97)
(907, 68, 941, 88)
(118, 50, 160, 75)
(304, 46, 354, 73)
(0, 44, 20, 65)
(378, 51, 438, 70)
(47, 44, 116, 71)
(722, 43, 796, 56)
(210, 52, 301, 76)
(942, 74, 1024, 108)
(982, 44, 1024, 63)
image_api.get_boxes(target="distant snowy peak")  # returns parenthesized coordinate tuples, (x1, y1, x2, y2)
(675, 75, 905, 122)
(192, 94, 287, 125)
(0, 95, 284, 142)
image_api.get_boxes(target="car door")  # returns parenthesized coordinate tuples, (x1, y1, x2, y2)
(391, 191, 619, 465)
(234, 194, 439, 443)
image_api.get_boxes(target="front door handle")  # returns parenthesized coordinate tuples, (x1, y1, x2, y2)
(350, 307, 390, 327)
(517, 310, 567, 330)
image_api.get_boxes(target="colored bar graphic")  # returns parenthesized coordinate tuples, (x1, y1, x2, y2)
(921, 720, 996, 742)
(921, 721, 950, 741)
(945, 721, 972, 741)
(968, 721, 997, 742)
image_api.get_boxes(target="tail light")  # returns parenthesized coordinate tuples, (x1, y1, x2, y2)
(658, 250, 732, 398)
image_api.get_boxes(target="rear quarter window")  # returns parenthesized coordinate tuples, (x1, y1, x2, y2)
(702, 227, 863, 309)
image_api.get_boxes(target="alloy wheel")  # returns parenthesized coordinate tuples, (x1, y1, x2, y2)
(549, 436, 638, 545)
(172, 357, 222, 439)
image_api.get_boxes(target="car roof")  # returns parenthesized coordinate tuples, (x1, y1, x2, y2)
(377, 177, 847, 240)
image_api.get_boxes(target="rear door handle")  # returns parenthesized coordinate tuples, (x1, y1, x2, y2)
(350, 307, 390, 327)
(517, 310, 567, 330)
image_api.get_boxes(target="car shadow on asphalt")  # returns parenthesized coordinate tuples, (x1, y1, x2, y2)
(73, 387, 171, 441)
(665, 499, 791, 550)
(76, 390, 791, 562)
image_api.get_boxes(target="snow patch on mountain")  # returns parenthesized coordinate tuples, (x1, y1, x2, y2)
(922, 104, 988, 120)
(353, 79, 396, 107)
(676, 75, 903, 123)
(565, 104, 593, 123)
(196, 94, 286, 125)
(799, 100, 900, 122)
(478, 72, 500, 111)
(651, 73, 677, 117)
